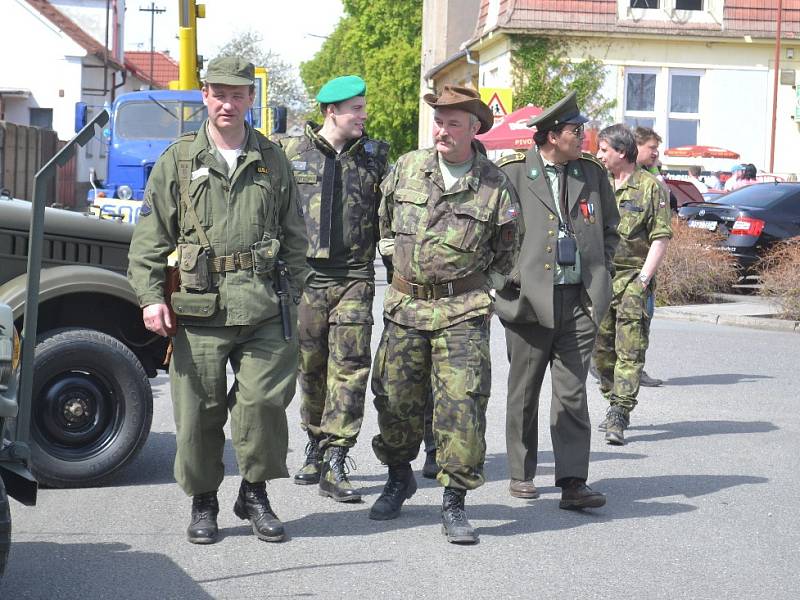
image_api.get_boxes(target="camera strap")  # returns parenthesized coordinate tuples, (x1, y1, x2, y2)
(558, 168, 574, 236)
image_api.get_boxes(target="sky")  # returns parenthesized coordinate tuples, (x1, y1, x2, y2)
(123, 0, 344, 68)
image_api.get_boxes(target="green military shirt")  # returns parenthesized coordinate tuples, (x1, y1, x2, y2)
(379, 148, 522, 331)
(127, 121, 310, 327)
(613, 166, 672, 271)
(279, 122, 389, 285)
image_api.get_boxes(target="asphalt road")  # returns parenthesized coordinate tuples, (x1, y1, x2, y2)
(4, 273, 800, 599)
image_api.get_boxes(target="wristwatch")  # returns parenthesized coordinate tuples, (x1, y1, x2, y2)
(638, 272, 650, 286)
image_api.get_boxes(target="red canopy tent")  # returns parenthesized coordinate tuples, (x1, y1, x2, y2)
(477, 104, 542, 151)
(664, 145, 740, 159)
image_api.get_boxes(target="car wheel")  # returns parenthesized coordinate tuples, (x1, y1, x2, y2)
(29, 328, 153, 488)
(0, 475, 10, 580)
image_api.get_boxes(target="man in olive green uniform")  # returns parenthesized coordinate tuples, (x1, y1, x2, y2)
(495, 91, 619, 509)
(369, 86, 521, 544)
(127, 57, 309, 545)
(279, 76, 389, 502)
(594, 124, 671, 445)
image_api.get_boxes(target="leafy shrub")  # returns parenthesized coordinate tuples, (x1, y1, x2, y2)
(759, 239, 800, 319)
(655, 217, 738, 305)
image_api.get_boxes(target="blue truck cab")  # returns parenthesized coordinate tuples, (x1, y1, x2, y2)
(80, 90, 207, 220)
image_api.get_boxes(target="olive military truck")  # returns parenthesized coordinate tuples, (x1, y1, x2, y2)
(0, 111, 169, 492)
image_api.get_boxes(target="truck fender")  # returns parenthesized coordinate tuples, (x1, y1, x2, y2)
(0, 266, 139, 320)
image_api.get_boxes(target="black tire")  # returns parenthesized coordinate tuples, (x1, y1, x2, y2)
(0, 475, 10, 580)
(29, 328, 153, 488)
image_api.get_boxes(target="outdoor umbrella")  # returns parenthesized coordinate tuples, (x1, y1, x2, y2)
(476, 104, 542, 151)
(664, 145, 740, 159)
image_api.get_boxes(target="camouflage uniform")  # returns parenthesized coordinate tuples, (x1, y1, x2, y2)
(594, 166, 672, 412)
(371, 148, 521, 490)
(280, 124, 389, 448)
(127, 122, 309, 496)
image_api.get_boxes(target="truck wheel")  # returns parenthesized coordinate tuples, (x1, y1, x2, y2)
(0, 476, 10, 579)
(30, 328, 153, 488)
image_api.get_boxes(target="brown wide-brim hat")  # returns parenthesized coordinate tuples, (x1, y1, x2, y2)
(423, 85, 494, 134)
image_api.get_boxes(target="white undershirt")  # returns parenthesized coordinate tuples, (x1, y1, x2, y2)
(218, 146, 243, 177)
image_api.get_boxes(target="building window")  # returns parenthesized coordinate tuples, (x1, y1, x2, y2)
(624, 70, 658, 131)
(630, 0, 659, 8)
(30, 108, 53, 129)
(675, 0, 702, 10)
(621, 1, 716, 22)
(668, 72, 701, 147)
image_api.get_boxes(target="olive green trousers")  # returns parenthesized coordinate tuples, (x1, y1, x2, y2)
(170, 316, 298, 496)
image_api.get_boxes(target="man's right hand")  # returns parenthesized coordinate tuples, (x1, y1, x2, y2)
(143, 303, 174, 337)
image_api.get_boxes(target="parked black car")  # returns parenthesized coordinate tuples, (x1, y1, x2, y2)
(677, 182, 800, 268)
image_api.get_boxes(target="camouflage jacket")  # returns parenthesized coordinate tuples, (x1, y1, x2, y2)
(613, 166, 672, 272)
(127, 122, 309, 327)
(279, 123, 389, 279)
(379, 148, 521, 331)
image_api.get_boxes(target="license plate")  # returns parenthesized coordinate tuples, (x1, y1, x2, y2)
(688, 220, 717, 231)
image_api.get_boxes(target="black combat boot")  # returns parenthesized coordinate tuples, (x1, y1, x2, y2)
(187, 491, 219, 544)
(605, 406, 630, 445)
(441, 487, 478, 544)
(233, 479, 285, 542)
(558, 478, 606, 510)
(293, 435, 323, 485)
(639, 370, 664, 387)
(422, 449, 438, 480)
(368, 463, 417, 520)
(318, 446, 361, 502)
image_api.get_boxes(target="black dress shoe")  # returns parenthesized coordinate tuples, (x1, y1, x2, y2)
(369, 463, 417, 520)
(639, 370, 664, 387)
(441, 488, 478, 544)
(233, 480, 285, 542)
(422, 449, 438, 480)
(187, 491, 219, 544)
(558, 479, 606, 510)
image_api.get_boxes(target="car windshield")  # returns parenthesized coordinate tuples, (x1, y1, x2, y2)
(722, 183, 800, 208)
(115, 101, 207, 140)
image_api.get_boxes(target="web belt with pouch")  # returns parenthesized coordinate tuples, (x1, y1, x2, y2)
(391, 272, 486, 300)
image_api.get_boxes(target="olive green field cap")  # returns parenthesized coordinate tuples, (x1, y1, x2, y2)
(205, 56, 255, 86)
(316, 75, 367, 104)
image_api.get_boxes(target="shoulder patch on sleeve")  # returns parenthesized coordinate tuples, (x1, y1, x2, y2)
(580, 152, 606, 170)
(495, 151, 526, 168)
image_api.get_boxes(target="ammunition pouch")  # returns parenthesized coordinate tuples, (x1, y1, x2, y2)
(170, 291, 219, 319)
(178, 243, 211, 291)
(251, 238, 281, 275)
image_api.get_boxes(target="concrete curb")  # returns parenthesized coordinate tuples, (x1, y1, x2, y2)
(656, 307, 800, 333)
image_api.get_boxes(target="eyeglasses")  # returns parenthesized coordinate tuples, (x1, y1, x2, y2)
(566, 124, 585, 136)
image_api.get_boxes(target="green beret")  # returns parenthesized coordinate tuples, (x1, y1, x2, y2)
(316, 75, 367, 104)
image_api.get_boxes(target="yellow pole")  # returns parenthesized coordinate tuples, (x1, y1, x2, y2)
(177, 1, 204, 90)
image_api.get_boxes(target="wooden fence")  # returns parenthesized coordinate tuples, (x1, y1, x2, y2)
(0, 122, 76, 207)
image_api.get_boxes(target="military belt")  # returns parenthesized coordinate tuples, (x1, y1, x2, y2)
(392, 272, 486, 300)
(208, 251, 255, 273)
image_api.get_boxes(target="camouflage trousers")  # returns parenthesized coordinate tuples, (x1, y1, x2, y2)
(170, 317, 297, 496)
(593, 271, 653, 412)
(297, 279, 374, 448)
(371, 316, 491, 490)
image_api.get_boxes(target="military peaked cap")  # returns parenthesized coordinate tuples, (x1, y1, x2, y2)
(317, 75, 367, 104)
(527, 90, 589, 131)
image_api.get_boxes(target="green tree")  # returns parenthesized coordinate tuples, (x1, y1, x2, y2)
(512, 37, 615, 123)
(216, 30, 309, 113)
(300, 0, 422, 158)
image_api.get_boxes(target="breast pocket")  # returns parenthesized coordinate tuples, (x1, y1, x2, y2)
(185, 176, 213, 229)
(393, 189, 428, 235)
(446, 202, 492, 252)
(252, 174, 278, 237)
(618, 204, 645, 237)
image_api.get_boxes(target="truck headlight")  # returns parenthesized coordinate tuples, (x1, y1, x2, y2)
(117, 184, 134, 200)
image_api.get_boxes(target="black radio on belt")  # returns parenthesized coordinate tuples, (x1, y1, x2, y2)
(556, 235, 577, 266)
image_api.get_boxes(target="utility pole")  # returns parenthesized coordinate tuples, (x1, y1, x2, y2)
(140, 3, 166, 89)
(770, 0, 784, 173)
